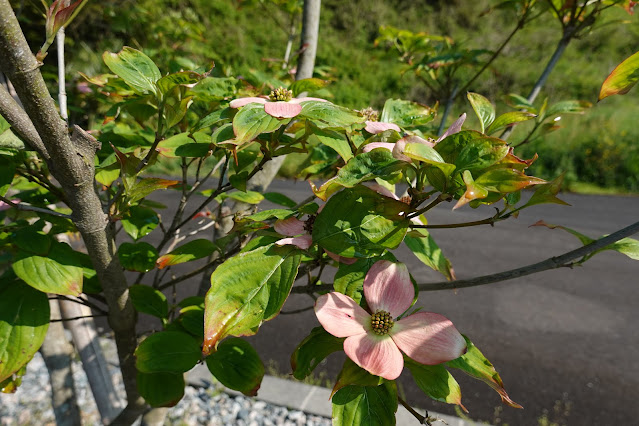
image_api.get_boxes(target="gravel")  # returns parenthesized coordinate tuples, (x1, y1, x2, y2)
(0, 345, 331, 426)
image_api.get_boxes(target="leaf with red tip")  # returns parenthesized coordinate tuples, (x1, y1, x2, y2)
(203, 245, 301, 355)
(156, 239, 217, 269)
(599, 51, 639, 101)
(447, 336, 522, 409)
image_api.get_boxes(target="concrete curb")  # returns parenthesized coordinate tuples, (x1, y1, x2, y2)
(186, 364, 483, 425)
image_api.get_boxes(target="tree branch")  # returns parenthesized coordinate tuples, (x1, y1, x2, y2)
(416, 220, 639, 291)
(0, 83, 49, 158)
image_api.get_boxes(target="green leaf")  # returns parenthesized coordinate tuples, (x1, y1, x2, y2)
(156, 239, 217, 269)
(311, 149, 405, 201)
(401, 142, 456, 177)
(157, 71, 202, 95)
(157, 132, 211, 158)
(135, 331, 201, 374)
(604, 238, 639, 260)
(379, 98, 435, 128)
(523, 174, 570, 208)
(232, 103, 289, 148)
(435, 131, 509, 173)
(229, 171, 249, 192)
(228, 190, 264, 204)
(312, 185, 409, 258)
(193, 107, 233, 133)
(211, 122, 236, 145)
(246, 209, 295, 222)
(177, 307, 205, 338)
(332, 383, 398, 426)
(447, 335, 521, 409)
(206, 338, 264, 396)
(467, 92, 495, 133)
(263, 192, 297, 208)
(475, 168, 546, 193)
(485, 111, 536, 135)
(291, 327, 345, 380)
(599, 50, 639, 100)
(103, 47, 161, 96)
(118, 242, 159, 272)
(137, 371, 185, 407)
(203, 244, 301, 354)
(121, 206, 159, 240)
(404, 230, 455, 280)
(12, 242, 84, 296)
(187, 77, 239, 102)
(290, 78, 329, 97)
(0, 279, 49, 382)
(332, 359, 384, 398)
(504, 93, 535, 111)
(128, 178, 179, 205)
(0, 154, 16, 197)
(545, 100, 591, 116)
(129, 285, 168, 319)
(405, 359, 465, 410)
(309, 125, 353, 161)
(299, 101, 365, 129)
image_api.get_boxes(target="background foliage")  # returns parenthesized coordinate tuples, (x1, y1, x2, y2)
(13, 0, 639, 191)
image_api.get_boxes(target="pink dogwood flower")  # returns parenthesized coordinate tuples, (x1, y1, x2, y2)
(229, 87, 326, 119)
(359, 106, 401, 135)
(274, 215, 357, 264)
(315, 260, 466, 380)
(363, 113, 466, 162)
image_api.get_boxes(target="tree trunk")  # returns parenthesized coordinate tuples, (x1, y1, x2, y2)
(40, 299, 82, 426)
(59, 299, 123, 424)
(296, 0, 321, 81)
(0, 3, 146, 423)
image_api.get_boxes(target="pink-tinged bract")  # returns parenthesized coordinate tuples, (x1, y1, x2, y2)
(229, 97, 267, 108)
(344, 333, 404, 380)
(363, 260, 413, 318)
(264, 102, 303, 118)
(274, 217, 306, 236)
(362, 142, 396, 154)
(314, 292, 369, 337)
(391, 312, 467, 365)
(275, 235, 313, 250)
(364, 121, 401, 134)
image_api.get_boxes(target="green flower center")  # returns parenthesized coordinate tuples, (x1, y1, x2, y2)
(370, 310, 394, 335)
(269, 87, 293, 102)
(361, 107, 379, 122)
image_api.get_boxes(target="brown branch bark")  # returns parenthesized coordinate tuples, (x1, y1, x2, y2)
(0, 2, 145, 423)
(0, 83, 48, 158)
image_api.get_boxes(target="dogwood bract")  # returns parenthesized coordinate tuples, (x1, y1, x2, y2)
(314, 260, 466, 380)
(229, 87, 326, 118)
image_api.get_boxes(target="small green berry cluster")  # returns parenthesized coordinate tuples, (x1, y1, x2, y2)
(269, 87, 293, 102)
(370, 310, 394, 335)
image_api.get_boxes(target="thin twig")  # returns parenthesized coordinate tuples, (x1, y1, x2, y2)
(0, 195, 72, 218)
(280, 305, 314, 315)
(416, 220, 639, 292)
(398, 397, 430, 425)
(50, 314, 106, 323)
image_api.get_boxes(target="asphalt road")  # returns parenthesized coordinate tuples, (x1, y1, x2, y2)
(140, 180, 638, 426)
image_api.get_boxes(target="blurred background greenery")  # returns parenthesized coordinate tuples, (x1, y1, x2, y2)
(10, 0, 639, 192)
